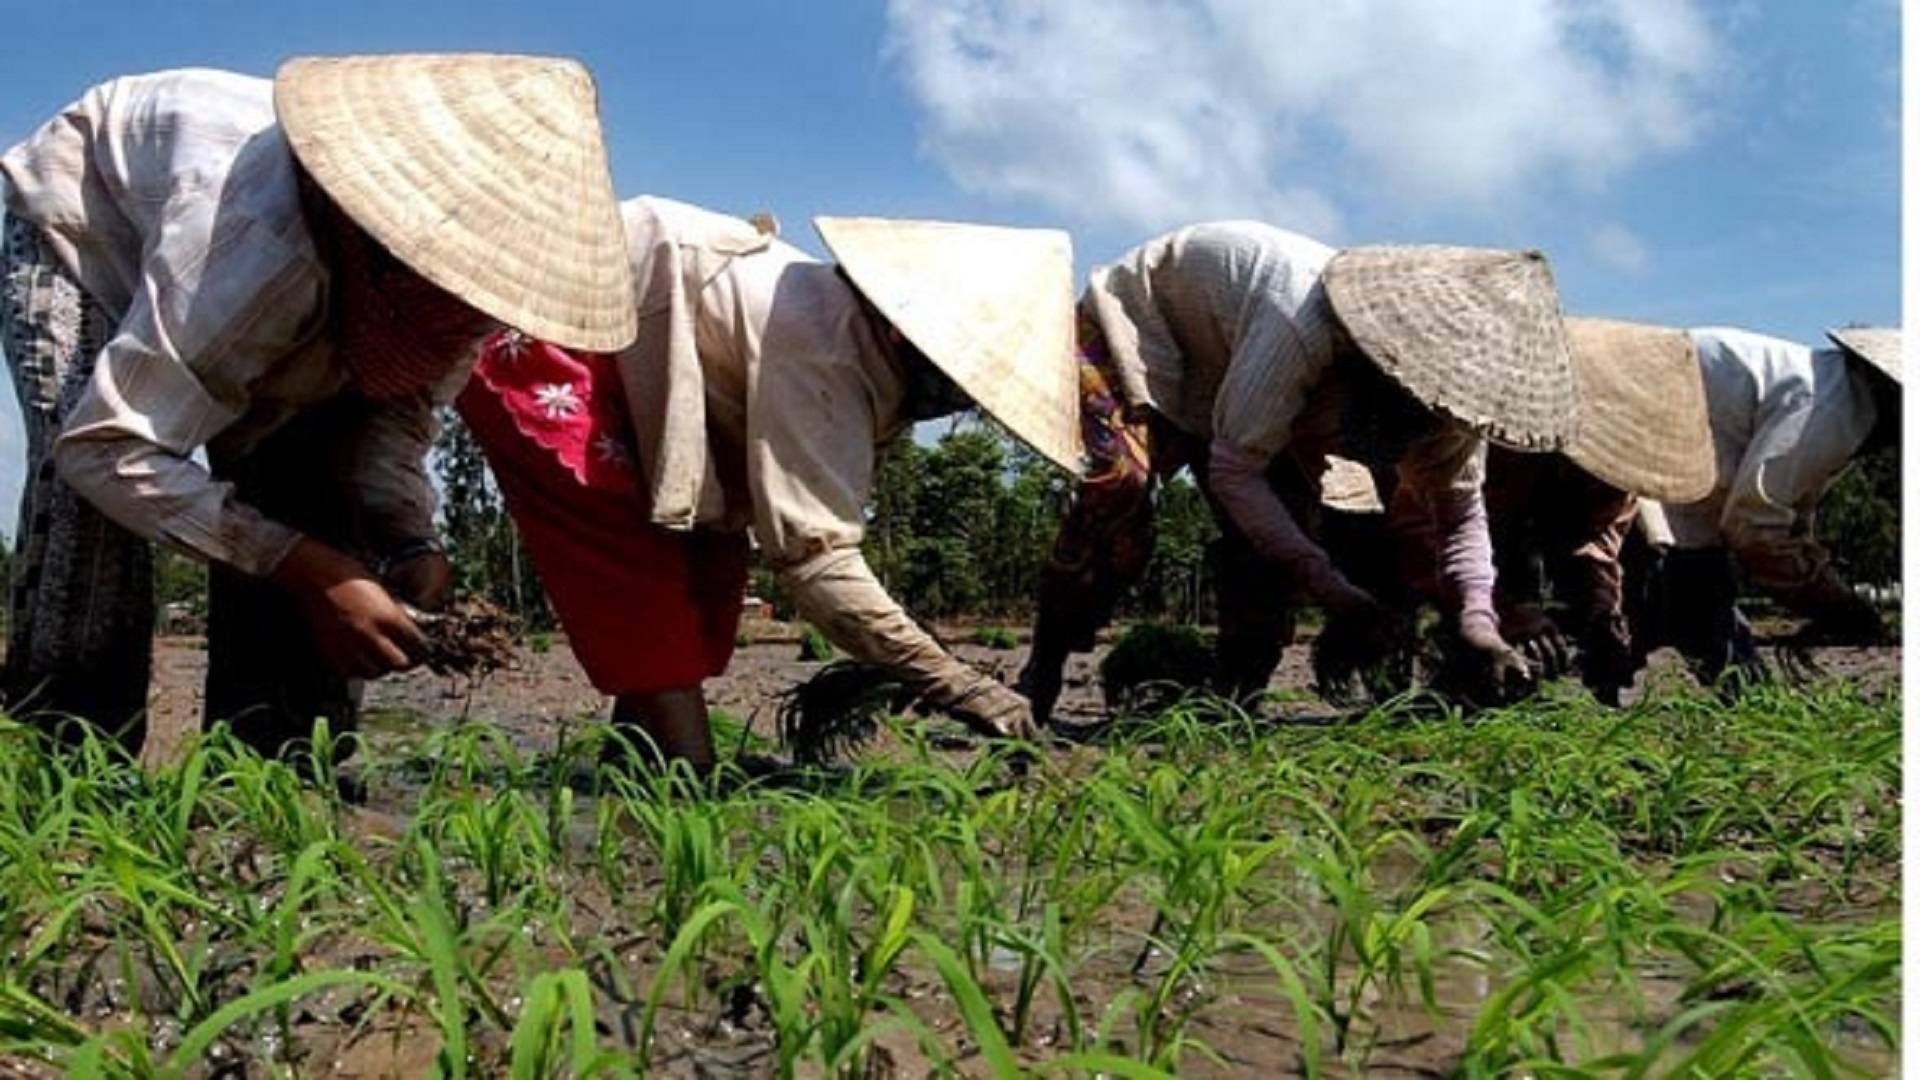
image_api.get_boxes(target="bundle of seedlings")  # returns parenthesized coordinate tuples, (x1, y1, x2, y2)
(1099, 622, 1217, 714)
(403, 599, 521, 677)
(778, 660, 921, 765)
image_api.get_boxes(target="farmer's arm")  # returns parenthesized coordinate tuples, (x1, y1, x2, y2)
(747, 355, 1030, 736)
(1720, 383, 1880, 634)
(1204, 302, 1368, 611)
(49, 253, 324, 576)
(1395, 426, 1499, 635)
(50, 246, 426, 674)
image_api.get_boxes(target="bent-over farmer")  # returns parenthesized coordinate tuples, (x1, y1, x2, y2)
(0, 55, 634, 756)
(1017, 222, 1580, 721)
(451, 197, 1083, 770)
(1651, 326, 1901, 682)
(1382, 318, 1717, 704)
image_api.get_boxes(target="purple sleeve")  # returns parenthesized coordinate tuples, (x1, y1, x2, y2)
(1207, 438, 1361, 606)
(1428, 486, 1499, 635)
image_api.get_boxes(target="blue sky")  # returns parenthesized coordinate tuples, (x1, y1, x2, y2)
(0, 0, 1902, 537)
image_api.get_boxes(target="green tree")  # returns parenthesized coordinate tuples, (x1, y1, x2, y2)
(865, 437, 929, 597)
(1132, 475, 1218, 623)
(153, 548, 209, 631)
(1817, 443, 1901, 588)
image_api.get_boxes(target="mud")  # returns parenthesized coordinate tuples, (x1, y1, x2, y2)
(408, 598, 520, 678)
(139, 625, 1904, 766)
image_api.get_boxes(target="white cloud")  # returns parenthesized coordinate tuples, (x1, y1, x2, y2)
(885, 0, 1722, 236)
(1590, 222, 1650, 273)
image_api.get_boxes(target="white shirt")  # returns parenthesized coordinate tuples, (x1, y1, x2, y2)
(1664, 327, 1880, 592)
(616, 197, 993, 702)
(1, 68, 443, 574)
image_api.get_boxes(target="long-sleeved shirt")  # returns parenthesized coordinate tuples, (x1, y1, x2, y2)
(614, 196, 987, 701)
(1083, 221, 1496, 622)
(0, 68, 444, 575)
(1664, 327, 1880, 594)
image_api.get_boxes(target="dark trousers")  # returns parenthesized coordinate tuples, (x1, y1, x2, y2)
(1638, 544, 1759, 686)
(204, 399, 371, 759)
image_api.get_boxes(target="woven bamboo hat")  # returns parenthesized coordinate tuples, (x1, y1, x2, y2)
(1323, 245, 1577, 451)
(816, 216, 1084, 475)
(275, 53, 636, 353)
(1562, 317, 1714, 502)
(1826, 327, 1902, 386)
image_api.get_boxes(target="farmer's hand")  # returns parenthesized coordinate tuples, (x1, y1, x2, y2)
(1313, 587, 1412, 701)
(384, 549, 453, 612)
(1501, 604, 1571, 680)
(272, 537, 429, 679)
(947, 678, 1040, 741)
(1457, 612, 1534, 704)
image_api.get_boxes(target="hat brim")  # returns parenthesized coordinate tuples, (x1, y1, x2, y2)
(1563, 316, 1715, 502)
(1826, 327, 1902, 387)
(1324, 245, 1578, 451)
(816, 216, 1085, 476)
(276, 53, 636, 353)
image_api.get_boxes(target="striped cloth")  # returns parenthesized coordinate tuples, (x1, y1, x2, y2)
(1, 215, 154, 740)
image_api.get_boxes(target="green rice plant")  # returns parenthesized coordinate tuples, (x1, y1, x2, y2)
(417, 786, 554, 910)
(506, 968, 632, 1078)
(1098, 622, 1215, 713)
(601, 776, 738, 938)
(0, 680, 1898, 1076)
(911, 931, 1021, 1077)
(971, 626, 1019, 650)
(797, 624, 837, 662)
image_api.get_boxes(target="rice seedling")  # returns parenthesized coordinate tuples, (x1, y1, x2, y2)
(0, 674, 1896, 1075)
(973, 626, 1020, 650)
(797, 624, 838, 662)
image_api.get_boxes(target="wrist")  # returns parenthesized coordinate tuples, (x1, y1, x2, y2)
(270, 537, 355, 595)
(1459, 607, 1500, 641)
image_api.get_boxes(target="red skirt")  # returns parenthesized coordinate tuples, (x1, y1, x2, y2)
(455, 332, 746, 695)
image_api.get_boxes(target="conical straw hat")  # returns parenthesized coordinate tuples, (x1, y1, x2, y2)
(1563, 317, 1714, 502)
(276, 53, 636, 353)
(1323, 245, 1577, 451)
(815, 216, 1084, 475)
(1826, 326, 1902, 386)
